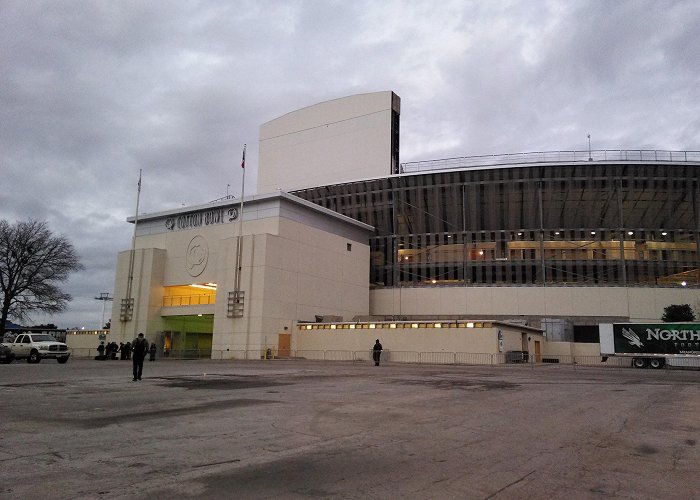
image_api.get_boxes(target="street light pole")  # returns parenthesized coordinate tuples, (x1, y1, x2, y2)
(95, 292, 113, 329)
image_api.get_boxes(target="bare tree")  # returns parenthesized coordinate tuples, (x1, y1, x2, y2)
(0, 219, 83, 332)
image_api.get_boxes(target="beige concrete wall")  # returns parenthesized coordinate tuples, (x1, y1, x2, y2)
(258, 91, 398, 193)
(542, 341, 601, 357)
(213, 218, 370, 354)
(65, 331, 110, 350)
(109, 248, 166, 346)
(130, 216, 275, 287)
(296, 325, 543, 355)
(370, 286, 700, 322)
(298, 328, 496, 353)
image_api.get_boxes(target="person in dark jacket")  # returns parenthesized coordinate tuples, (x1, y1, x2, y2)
(131, 333, 149, 381)
(148, 342, 156, 361)
(124, 342, 132, 360)
(372, 339, 383, 366)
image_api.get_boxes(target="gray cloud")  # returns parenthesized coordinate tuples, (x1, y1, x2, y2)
(1, 0, 698, 327)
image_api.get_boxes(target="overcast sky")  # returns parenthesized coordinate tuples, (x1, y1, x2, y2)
(1, 0, 699, 329)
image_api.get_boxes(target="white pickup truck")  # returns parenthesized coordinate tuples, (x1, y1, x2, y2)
(2, 333, 71, 364)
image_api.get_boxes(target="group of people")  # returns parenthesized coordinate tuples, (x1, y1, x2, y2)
(95, 342, 124, 360)
(95, 341, 121, 360)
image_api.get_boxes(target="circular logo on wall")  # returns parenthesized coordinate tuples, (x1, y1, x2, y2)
(186, 235, 208, 277)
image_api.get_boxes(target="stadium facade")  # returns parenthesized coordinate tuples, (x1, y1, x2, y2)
(110, 91, 700, 356)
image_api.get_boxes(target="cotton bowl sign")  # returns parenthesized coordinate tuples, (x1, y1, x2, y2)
(165, 207, 238, 231)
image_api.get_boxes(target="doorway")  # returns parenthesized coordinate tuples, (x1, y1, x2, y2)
(278, 333, 291, 358)
(161, 315, 214, 358)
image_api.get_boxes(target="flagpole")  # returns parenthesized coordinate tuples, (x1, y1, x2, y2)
(235, 145, 246, 293)
(125, 169, 142, 325)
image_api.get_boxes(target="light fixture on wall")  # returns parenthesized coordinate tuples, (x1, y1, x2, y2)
(190, 283, 217, 290)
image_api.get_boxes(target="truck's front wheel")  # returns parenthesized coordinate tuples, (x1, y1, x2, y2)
(28, 351, 41, 364)
(632, 358, 647, 368)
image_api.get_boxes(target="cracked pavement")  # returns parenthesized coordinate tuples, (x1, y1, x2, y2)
(1, 359, 699, 499)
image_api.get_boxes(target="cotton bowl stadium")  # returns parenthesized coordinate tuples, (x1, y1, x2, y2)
(97, 91, 700, 359)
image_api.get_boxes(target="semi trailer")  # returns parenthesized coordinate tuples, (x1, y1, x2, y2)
(599, 323, 700, 369)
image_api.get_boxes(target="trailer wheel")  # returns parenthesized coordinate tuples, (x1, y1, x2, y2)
(649, 358, 664, 369)
(632, 358, 647, 369)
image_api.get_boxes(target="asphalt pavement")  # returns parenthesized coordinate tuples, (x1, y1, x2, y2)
(1, 358, 699, 499)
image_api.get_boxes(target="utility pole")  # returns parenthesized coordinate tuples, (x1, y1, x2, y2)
(95, 292, 113, 329)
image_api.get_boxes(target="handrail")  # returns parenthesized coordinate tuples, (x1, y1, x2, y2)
(65, 348, 693, 369)
(162, 294, 215, 307)
(400, 150, 700, 173)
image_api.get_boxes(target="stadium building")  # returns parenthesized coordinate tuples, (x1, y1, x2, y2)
(110, 91, 700, 357)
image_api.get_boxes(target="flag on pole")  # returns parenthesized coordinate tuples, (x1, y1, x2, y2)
(241, 144, 246, 169)
(137, 170, 142, 192)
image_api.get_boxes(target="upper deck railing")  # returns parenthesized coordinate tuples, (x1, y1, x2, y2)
(400, 149, 700, 173)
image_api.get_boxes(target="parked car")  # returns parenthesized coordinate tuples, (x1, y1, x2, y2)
(1, 333, 70, 363)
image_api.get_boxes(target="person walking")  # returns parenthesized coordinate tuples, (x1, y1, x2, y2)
(148, 342, 156, 361)
(131, 333, 149, 381)
(372, 339, 383, 366)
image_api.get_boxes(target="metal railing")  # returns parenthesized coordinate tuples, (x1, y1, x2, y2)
(64, 348, 697, 370)
(400, 150, 700, 173)
(162, 294, 215, 307)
